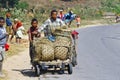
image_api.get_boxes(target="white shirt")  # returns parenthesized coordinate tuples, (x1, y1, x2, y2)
(38, 18, 65, 32)
(16, 26, 25, 38)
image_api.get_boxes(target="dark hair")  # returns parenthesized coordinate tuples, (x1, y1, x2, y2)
(0, 17, 5, 21)
(51, 10, 58, 16)
(31, 18, 38, 24)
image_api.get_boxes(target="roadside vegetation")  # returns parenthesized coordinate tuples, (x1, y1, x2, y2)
(0, 0, 120, 25)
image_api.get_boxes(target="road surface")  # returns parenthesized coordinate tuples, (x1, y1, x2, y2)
(4, 24, 120, 80)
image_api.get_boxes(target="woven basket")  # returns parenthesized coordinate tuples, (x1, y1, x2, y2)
(33, 37, 53, 47)
(53, 29, 71, 37)
(54, 36, 71, 47)
(54, 47, 68, 60)
(33, 44, 42, 61)
(41, 44, 54, 61)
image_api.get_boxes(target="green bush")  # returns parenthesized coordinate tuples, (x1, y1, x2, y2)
(15, 1, 29, 9)
(0, 0, 19, 8)
(112, 3, 120, 15)
(73, 5, 102, 20)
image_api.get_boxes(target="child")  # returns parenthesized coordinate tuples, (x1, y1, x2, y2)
(16, 21, 25, 44)
(75, 15, 81, 27)
(58, 9, 65, 21)
(5, 12, 12, 41)
(0, 17, 8, 77)
(10, 19, 18, 43)
(28, 18, 40, 63)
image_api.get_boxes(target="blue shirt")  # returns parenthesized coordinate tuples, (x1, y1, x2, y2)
(6, 18, 12, 26)
(0, 27, 7, 46)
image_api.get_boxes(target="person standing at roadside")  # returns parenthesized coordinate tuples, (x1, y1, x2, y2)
(16, 21, 25, 44)
(58, 9, 65, 21)
(10, 19, 18, 43)
(6, 12, 12, 41)
(64, 10, 75, 27)
(75, 15, 81, 27)
(0, 17, 8, 77)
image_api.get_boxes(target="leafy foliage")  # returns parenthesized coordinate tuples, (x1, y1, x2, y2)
(0, 0, 19, 8)
(15, 1, 29, 9)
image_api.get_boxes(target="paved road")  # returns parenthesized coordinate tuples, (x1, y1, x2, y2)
(76, 24, 120, 80)
(5, 24, 120, 80)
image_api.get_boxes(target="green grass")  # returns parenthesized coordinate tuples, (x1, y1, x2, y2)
(6, 38, 29, 56)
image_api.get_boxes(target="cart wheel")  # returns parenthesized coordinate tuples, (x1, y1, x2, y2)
(35, 65, 41, 76)
(67, 63, 73, 74)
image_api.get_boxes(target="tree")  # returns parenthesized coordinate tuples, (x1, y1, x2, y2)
(0, 0, 19, 8)
(15, 1, 29, 9)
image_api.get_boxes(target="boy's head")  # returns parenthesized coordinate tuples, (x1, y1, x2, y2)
(6, 13, 11, 18)
(31, 18, 38, 27)
(69, 10, 73, 15)
(51, 10, 58, 20)
(59, 9, 63, 14)
(14, 18, 19, 24)
(0, 17, 5, 27)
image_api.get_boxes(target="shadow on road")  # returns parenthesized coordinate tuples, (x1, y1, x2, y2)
(12, 69, 68, 78)
(12, 69, 36, 77)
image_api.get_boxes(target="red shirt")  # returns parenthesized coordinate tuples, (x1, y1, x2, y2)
(16, 21, 22, 29)
(28, 26, 40, 40)
(71, 30, 79, 39)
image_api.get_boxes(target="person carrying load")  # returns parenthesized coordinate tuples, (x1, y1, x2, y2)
(30, 10, 79, 76)
(38, 9, 67, 39)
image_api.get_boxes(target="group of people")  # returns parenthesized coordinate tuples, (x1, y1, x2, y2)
(0, 9, 79, 77)
(6, 12, 25, 44)
(0, 13, 25, 77)
(57, 9, 81, 27)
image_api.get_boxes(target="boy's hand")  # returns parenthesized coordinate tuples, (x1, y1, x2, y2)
(37, 33, 41, 37)
(32, 31, 38, 34)
(5, 33, 9, 36)
(30, 40, 33, 43)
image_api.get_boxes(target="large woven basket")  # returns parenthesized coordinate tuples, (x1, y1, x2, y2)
(33, 37, 53, 47)
(54, 36, 71, 47)
(32, 30, 72, 61)
(54, 47, 68, 60)
(41, 44, 54, 61)
(33, 44, 42, 61)
(33, 37, 54, 61)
